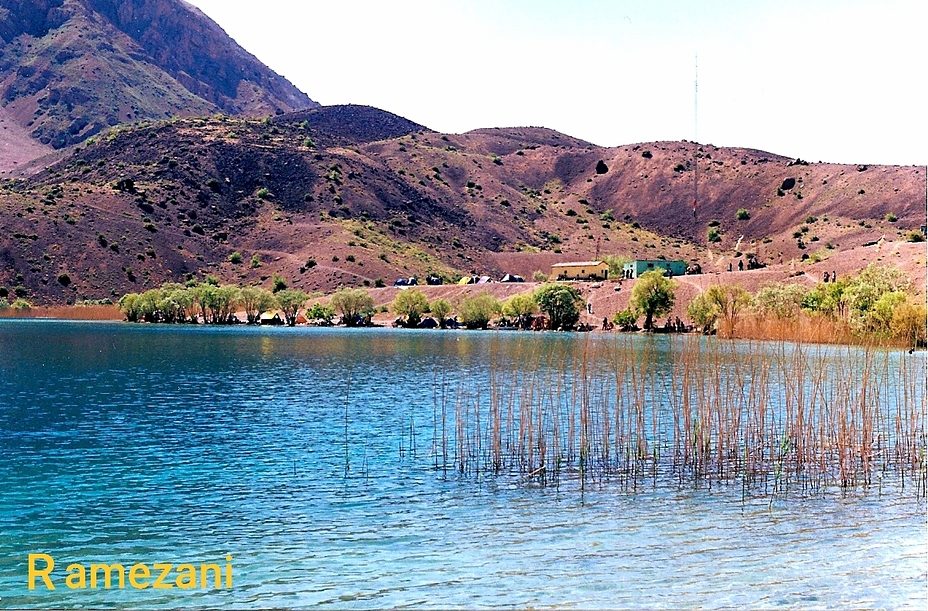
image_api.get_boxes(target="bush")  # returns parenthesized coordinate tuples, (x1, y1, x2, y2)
(707, 228, 722, 243)
(906, 230, 925, 243)
(251, 253, 262, 268)
(612, 308, 638, 331)
(271, 274, 287, 293)
(56, 273, 71, 286)
(228, 252, 242, 264)
(736, 208, 750, 220)
(256, 187, 270, 200)
(532, 270, 549, 283)
(0, 299, 9, 311)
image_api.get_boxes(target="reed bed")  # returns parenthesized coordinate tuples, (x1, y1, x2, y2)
(433, 335, 927, 497)
(0, 305, 122, 320)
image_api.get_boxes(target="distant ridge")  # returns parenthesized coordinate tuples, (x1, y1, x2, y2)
(0, 0, 317, 153)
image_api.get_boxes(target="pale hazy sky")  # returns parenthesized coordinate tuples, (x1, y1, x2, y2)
(186, 0, 925, 166)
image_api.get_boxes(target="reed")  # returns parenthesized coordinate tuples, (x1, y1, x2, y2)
(436, 335, 926, 497)
(0, 304, 121, 320)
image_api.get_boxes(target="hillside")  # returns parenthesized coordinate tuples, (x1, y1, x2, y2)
(0, 105, 924, 306)
(0, 0, 316, 155)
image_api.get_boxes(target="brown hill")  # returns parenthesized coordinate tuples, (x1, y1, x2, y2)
(0, 105, 924, 306)
(0, 0, 316, 152)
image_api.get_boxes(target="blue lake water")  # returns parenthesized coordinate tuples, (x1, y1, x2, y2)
(0, 321, 924, 609)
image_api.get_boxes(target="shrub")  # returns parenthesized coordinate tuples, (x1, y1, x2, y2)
(250, 253, 262, 268)
(0, 287, 7, 298)
(707, 228, 722, 243)
(11, 298, 32, 311)
(736, 208, 750, 220)
(884, 212, 898, 222)
(271, 274, 287, 293)
(256, 187, 270, 200)
(612, 308, 638, 331)
(228, 252, 242, 264)
(0, 299, 9, 311)
(206, 178, 221, 192)
(56, 273, 71, 286)
(532, 270, 549, 283)
(906, 230, 925, 243)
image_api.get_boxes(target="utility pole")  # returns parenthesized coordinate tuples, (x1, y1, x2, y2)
(693, 53, 698, 222)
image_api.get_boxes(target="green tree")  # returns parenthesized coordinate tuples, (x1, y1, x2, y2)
(240, 287, 277, 324)
(430, 298, 453, 327)
(533, 283, 583, 330)
(687, 292, 718, 334)
(458, 292, 501, 329)
(753, 283, 809, 319)
(331, 288, 374, 326)
(306, 302, 335, 325)
(602, 254, 631, 278)
(276, 289, 309, 326)
(629, 271, 676, 330)
(502, 293, 539, 329)
(687, 284, 751, 337)
(392, 289, 429, 327)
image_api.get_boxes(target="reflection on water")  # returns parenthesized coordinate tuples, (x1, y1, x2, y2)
(0, 321, 924, 609)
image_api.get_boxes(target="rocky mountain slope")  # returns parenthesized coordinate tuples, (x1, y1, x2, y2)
(0, 0, 316, 158)
(0, 105, 924, 305)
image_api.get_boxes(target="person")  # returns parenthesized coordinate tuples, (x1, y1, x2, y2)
(587, 302, 593, 314)
(832, 271, 837, 282)
(738, 259, 744, 271)
(728, 262, 732, 272)
(823, 271, 830, 283)
(602, 317, 608, 330)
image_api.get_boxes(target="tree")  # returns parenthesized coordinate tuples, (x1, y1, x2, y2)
(602, 254, 631, 279)
(502, 293, 538, 329)
(240, 287, 277, 324)
(533, 283, 583, 330)
(276, 289, 309, 326)
(430, 298, 453, 328)
(629, 271, 676, 330)
(687, 292, 718, 334)
(688, 284, 751, 337)
(330, 288, 374, 326)
(458, 292, 501, 329)
(392, 289, 429, 327)
(306, 302, 335, 325)
(753, 283, 809, 320)
(890, 299, 927, 347)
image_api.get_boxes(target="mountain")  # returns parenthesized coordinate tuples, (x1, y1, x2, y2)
(0, 105, 924, 305)
(0, 0, 317, 157)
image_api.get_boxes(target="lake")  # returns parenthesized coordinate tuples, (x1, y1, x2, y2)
(0, 321, 924, 609)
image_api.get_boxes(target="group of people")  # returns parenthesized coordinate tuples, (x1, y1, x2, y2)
(822, 271, 838, 283)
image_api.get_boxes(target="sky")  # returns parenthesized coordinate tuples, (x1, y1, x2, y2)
(185, 0, 925, 166)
